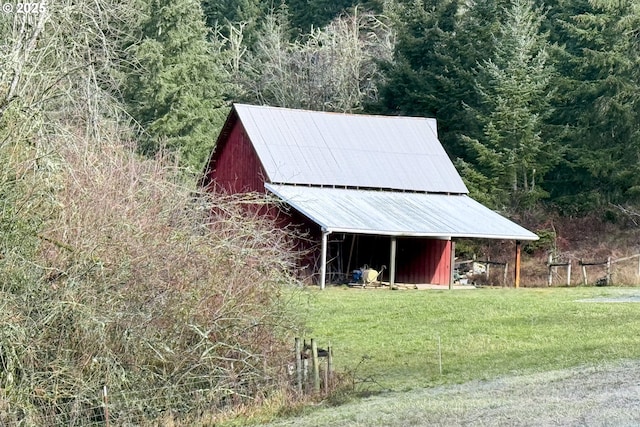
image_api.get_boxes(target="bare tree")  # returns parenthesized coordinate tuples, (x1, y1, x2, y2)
(227, 7, 395, 112)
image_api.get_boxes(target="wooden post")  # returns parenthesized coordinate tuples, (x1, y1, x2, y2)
(449, 241, 456, 290)
(295, 338, 303, 393)
(581, 259, 587, 286)
(320, 231, 329, 289)
(390, 237, 397, 288)
(567, 261, 572, 287)
(503, 262, 508, 286)
(514, 241, 522, 288)
(303, 358, 308, 389)
(346, 235, 356, 278)
(327, 345, 333, 390)
(486, 256, 491, 284)
(547, 253, 553, 287)
(606, 256, 612, 285)
(103, 385, 109, 427)
(311, 339, 320, 393)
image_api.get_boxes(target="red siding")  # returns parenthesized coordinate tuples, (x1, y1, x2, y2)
(396, 239, 451, 285)
(321, 235, 452, 285)
(209, 122, 266, 193)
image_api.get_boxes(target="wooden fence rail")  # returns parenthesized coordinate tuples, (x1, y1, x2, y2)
(547, 253, 572, 287)
(579, 257, 611, 286)
(476, 259, 510, 286)
(545, 253, 640, 286)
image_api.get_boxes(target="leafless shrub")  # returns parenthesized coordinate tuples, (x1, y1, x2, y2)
(227, 7, 395, 112)
(0, 135, 304, 425)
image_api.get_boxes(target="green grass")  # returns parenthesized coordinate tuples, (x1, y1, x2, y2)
(298, 286, 640, 392)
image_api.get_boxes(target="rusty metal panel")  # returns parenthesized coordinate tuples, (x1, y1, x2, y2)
(234, 104, 468, 194)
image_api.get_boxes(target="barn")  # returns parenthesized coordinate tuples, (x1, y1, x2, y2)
(200, 104, 539, 288)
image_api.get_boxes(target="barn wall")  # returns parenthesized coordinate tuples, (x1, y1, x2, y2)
(324, 235, 452, 285)
(396, 238, 451, 285)
(210, 122, 266, 193)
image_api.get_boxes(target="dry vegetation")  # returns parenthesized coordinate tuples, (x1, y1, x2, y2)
(458, 208, 640, 288)
(0, 134, 307, 425)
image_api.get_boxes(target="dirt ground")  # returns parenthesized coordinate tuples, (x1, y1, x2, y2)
(262, 360, 640, 426)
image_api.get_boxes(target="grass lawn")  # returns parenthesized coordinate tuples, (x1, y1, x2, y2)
(297, 286, 640, 392)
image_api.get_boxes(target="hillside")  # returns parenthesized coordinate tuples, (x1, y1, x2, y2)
(471, 212, 640, 287)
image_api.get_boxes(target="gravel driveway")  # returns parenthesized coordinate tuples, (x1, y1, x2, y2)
(261, 360, 640, 426)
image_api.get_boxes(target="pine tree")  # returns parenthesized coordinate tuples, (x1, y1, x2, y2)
(547, 0, 640, 211)
(464, 0, 558, 209)
(124, 0, 228, 171)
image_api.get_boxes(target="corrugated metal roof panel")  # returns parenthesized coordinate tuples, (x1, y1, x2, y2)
(265, 184, 539, 241)
(235, 104, 468, 193)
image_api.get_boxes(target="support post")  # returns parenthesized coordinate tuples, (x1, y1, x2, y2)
(567, 261, 572, 287)
(320, 230, 329, 290)
(346, 235, 356, 278)
(514, 241, 522, 288)
(449, 240, 456, 290)
(390, 237, 397, 288)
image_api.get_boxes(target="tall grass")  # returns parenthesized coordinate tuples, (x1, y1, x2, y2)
(0, 136, 304, 425)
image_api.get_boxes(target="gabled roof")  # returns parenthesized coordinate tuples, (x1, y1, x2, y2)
(266, 184, 539, 241)
(205, 104, 538, 242)
(232, 104, 468, 194)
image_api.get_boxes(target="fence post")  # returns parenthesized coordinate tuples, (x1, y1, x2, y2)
(311, 339, 320, 393)
(327, 344, 333, 390)
(567, 261, 572, 287)
(503, 262, 508, 286)
(294, 338, 303, 393)
(547, 253, 553, 287)
(103, 385, 109, 427)
(606, 256, 612, 285)
(486, 256, 490, 283)
(581, 259, 587, 286)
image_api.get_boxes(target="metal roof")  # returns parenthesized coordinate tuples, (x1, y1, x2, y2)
(234, 104, 468, 194)
(266, 184, 539, 241)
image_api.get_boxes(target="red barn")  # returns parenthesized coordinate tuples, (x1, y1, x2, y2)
(201, 104, 538, 288)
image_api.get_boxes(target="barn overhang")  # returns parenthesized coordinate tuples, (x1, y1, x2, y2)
(266, 184, 538, 289)
(265, 184, 539, 241)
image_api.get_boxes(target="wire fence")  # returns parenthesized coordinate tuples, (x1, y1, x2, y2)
(1, 339, 334, 426)
(0, 378, 282, 426)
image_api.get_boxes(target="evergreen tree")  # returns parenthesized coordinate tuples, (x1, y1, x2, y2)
(124, 0, 228, 171)
(201, 0, 269, 47)
(546, 0, 640, 211)
(464, 0, 558, 209)
(376, 0, 508, 164)
(286, 0, 383, 34)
